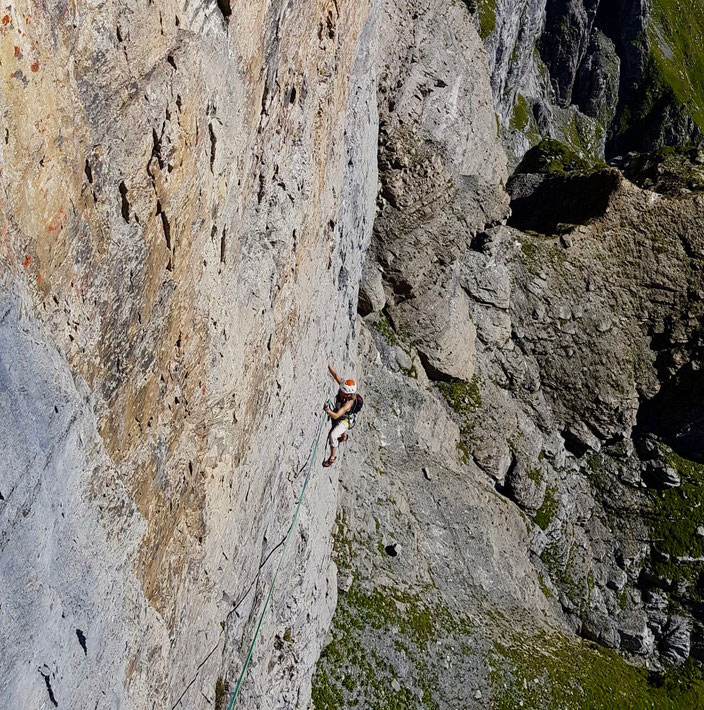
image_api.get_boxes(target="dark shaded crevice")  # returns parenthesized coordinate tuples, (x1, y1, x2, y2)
(208, 123, 216, 173)
(507, 169, 619, 234)
(84, 159, 92, 184)
(76, 629, 87, 656)
(469, 231, 493, 254)
(257, 171, 266, 204)
(0, 490, 4, 501)
(215, 0, 231, 21)
(220, 228, 226, 264)
(156, 200, 173, 271)
(385, 273, 414, 303)
(560, 428, 591, 458)
(497, 453, 518, 501)
(118, 181, 130, 222)
(416, 349, 456, 383)
(494, 479, 511, 499)
(260, 83, 270, 119)
(635, 359, 704, 462)
(152, 128, 164, 170)
(39, 669, 58, 707)
(156, 201, 171, 250)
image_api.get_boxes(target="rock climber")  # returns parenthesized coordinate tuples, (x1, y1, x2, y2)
(323, 363, 363, 467)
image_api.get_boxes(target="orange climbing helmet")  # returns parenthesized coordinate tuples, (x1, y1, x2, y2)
(339, 379, 357, 395)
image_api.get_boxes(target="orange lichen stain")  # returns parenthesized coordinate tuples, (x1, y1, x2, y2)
(30, 60, 39, 72)
(36, 273, 41, 285)
(23, 255, 30, 267)
(2, 15, 10, 25)
(13, 46, 19, 57)
(46, 208, 65, 232)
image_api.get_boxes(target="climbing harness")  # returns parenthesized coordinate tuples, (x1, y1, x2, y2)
(226, 411, 327, 709)
(333, 392, 364, 429)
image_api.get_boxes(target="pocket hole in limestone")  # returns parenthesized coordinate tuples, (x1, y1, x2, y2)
(38, 668, 58, 707)
(384, 544, 398, 557)
(76, 629, 87, 656)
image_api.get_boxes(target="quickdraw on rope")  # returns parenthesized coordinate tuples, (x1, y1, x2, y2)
(226, 411, 328, 709)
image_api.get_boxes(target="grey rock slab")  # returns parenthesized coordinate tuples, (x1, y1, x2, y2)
(661, 616, 691, 665)
(359, 261, 387, 315)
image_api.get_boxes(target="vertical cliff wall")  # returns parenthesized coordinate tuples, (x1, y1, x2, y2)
(0, 0, 377, 707)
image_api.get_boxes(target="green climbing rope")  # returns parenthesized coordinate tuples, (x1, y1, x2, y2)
(226, 411, 328, 709)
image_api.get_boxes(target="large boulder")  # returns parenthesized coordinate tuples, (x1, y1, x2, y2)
(660, 616, 691, 665)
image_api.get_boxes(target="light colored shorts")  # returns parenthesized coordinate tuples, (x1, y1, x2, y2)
(329, 420, 350, 448)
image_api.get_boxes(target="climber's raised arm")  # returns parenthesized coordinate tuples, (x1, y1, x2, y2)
(328, 362, 343, 385)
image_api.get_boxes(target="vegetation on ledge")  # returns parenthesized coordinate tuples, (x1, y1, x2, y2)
(490, 629, 704, 710)
(437, 376, 482, 465)
(651, 448, 704, 559)
(515, 139, 600, 175)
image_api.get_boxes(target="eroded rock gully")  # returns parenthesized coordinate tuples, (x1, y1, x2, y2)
(2, 0, 704, 709)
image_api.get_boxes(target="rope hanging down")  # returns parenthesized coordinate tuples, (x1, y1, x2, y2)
(227, 411, 328, 709)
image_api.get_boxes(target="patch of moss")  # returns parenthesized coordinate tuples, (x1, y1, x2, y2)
(478, 0, 497, 38)
(652, 449, 704, 558)
(534, 486, 558, 531)
(311, 670, 344, 710)
(526, 468, 543, 485)
(437, 377, 482, 466)
(489, 628, 704, 709)
(437, 377, 482, 414)
(515, 139, 595, 175)
(374, 314, 399, 347)
(457, 439, 470, 466)
(215, 677, 227, 710)
(650, 447, 704, 562)
(312, 581, 473, 709)
(537, 573, 553, 599)
(402, 363, 418, 379)
(510, 95, 531, 132)
(460, 0, 496, 39)
(587, 454, 602, 473)
(519, 238, 538, 264)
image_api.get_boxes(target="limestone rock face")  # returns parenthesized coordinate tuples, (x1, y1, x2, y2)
(0, 0, 378, 707)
